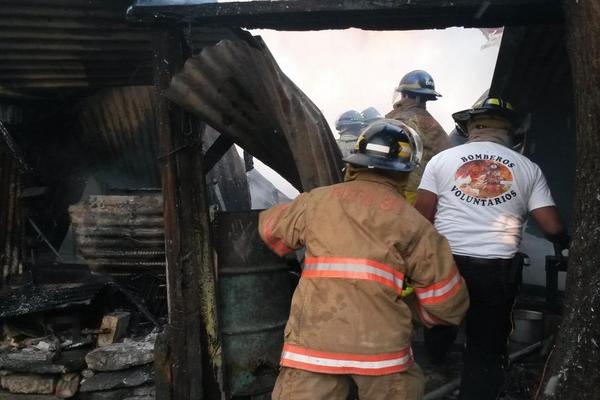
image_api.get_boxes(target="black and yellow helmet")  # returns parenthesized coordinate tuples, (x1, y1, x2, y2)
(343, 119, 423, 172)
(452, 97, 518, 135)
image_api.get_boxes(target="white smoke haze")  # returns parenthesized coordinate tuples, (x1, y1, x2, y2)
(254, 27, 500, 134)
(242, 27, 500, 198)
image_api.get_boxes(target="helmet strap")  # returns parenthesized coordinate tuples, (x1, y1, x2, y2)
(384, 170, 410, 193)
(396, 94, 423, 108)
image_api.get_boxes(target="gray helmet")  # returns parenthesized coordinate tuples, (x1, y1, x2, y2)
(361, 107, 383, 124)
(343, 119, 423, 172)
(392, 70, 441, 104)
(335, 110, 364, 134)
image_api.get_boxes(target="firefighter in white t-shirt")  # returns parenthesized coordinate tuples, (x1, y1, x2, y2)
(414, 97, 570, 400)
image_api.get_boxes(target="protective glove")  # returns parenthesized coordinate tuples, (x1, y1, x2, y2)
(401, 285, 414, 298)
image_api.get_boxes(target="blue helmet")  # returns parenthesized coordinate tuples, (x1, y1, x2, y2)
(361, 107, 383, 124)
(335, 109, 364, 136)
(343, 119, 423, 172)
(393, 70, 441, 104)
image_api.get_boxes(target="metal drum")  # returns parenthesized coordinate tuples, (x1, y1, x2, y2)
(511, 309, 544, 344)
(215, 210, 292, 397)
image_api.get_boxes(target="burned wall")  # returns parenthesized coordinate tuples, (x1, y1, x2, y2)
(0, 137, 22, 288)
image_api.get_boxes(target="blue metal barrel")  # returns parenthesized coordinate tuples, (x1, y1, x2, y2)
(215, 210, 293, 397)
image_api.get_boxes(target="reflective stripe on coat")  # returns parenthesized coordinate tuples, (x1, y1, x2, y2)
(259, 171, 469, 375)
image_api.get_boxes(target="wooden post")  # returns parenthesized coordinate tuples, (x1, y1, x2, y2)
(537, 1, 600, 399)
(153, 28, 220, 400)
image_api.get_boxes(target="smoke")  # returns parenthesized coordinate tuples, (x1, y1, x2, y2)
(243, 27, 500, 198)
(253, 27, 500, 134)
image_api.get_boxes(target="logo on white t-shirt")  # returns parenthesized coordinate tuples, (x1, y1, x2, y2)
(451, 155, 517, 206)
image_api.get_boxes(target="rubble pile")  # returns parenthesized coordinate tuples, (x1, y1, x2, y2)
(0, 313, 157, 399)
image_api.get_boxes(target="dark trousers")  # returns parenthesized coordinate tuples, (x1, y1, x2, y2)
(424, 255, 522, 400)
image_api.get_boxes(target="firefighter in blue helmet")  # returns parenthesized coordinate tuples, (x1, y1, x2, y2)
(386, 70, 449, 204)
(263, 120, 469, 400)
(335, 110, 365, 159)
(361, 107, 383, 125)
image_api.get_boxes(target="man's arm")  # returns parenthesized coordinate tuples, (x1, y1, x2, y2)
(258, 194, 308, 256)
(528, 165, 570, 249)
(414, 189, 438, 224)
(530, 206, 570, 250)
(401, 222, 469, 327)
(530, 206, 564, 235)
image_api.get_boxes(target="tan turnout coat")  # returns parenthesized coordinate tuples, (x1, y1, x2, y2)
(259, 171, 469, 376)
(386, 101, 449, 194)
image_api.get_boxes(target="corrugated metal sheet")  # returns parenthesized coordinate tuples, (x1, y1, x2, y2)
(491, 24, 571, 112)
(0, 0, 152, 90)
(0, 0, 239, 91)
(0, 129, 23, 289)
(166, 35, 344, 191)
(74, 86, 162, 188)
(73, 86, 252, 208)
(69, 194, 165, 271)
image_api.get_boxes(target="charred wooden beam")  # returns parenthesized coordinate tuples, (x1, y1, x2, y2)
(0, 122, 24, 288)
(0, 279, 108, 318)
(128, 0, 563, 31)
(0, 122, 29, 173)
(153, 28, 220, 399)
(203, 133, 235, 174)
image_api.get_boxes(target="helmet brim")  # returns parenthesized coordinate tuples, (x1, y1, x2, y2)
(398, 87, 442, 98)
(343, 153, 415, 172)
(452, 108, 517, 125)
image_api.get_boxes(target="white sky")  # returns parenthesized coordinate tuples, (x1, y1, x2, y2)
(242, 27, 501, 199)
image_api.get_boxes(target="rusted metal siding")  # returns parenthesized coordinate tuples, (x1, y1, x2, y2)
(167, 35, 344, 191)
(0, 0, 153, 89)
(0, 143, 22, 288)
(74, 86, 162, 188)
(69, 194, 165, 271)
(73, 86, 251, 207)
(0, 1, 239, 90)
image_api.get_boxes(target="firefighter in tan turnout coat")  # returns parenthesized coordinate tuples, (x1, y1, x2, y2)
(386, 70, 449, 204)
(259, 120, 469, 400)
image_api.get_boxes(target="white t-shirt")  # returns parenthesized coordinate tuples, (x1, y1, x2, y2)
(419, 141, 556, 259)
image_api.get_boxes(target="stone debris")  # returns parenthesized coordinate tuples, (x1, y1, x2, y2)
(77, 385, 155, 400)
(0, 374, 56, 394)
(54, 373, 80, 399)
(0, 299, 158, 399)
(80, 365, 153, 392)
(80, 370, 94, 380)
(0, 393, 61, 399)
(85, 338, 154, 372)
(3, 349, 55, 363)
(0, 350, 87, 375)
(32, 342, 56, 354)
